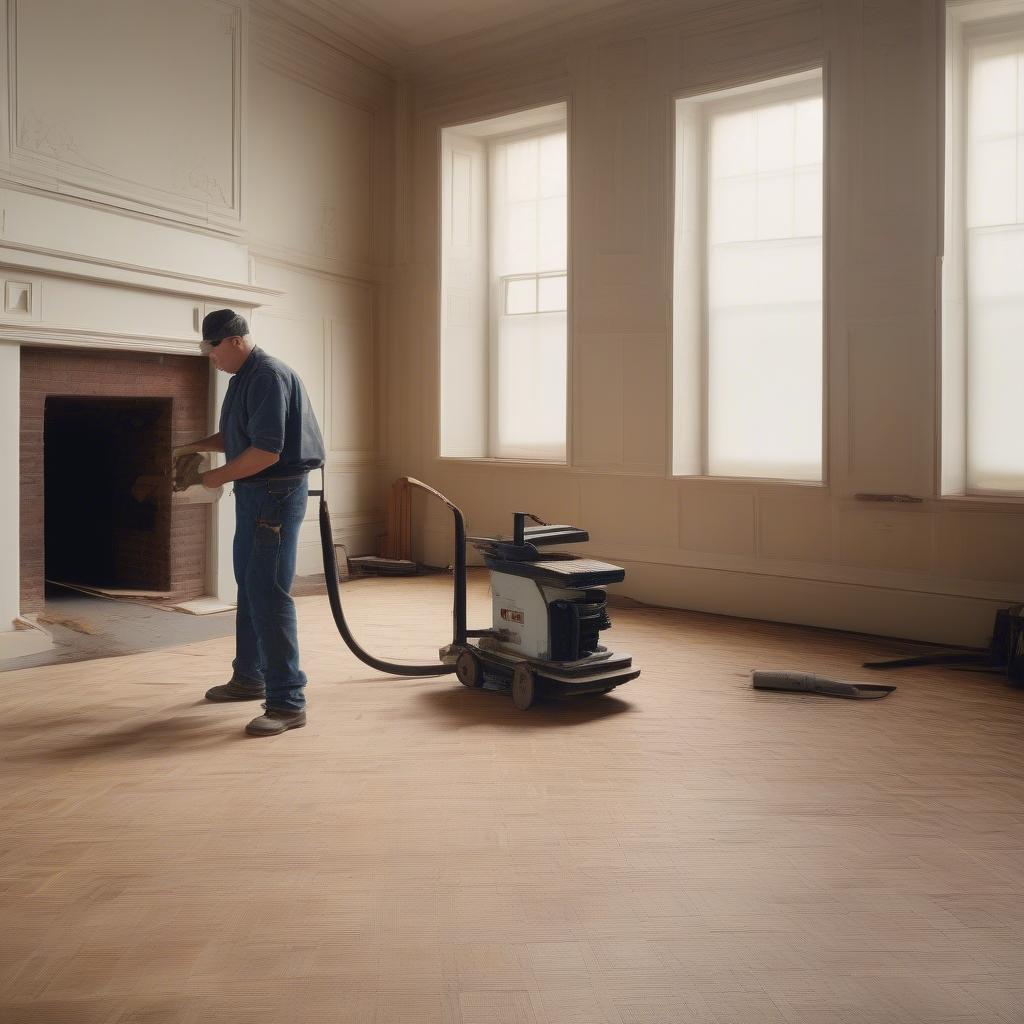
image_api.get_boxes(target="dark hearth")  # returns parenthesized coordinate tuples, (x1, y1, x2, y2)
(20, 347, 211, 614)
(44, 397, 173, 591)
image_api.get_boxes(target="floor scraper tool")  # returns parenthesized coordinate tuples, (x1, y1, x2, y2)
(313, 476, 640, 710)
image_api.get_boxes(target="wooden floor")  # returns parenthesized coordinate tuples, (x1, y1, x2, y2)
(2, 573, 1022, 1024)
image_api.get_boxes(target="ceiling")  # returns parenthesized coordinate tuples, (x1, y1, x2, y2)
(281, 0, 633, 53)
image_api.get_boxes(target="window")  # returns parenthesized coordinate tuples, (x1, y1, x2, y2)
(439, 105, 568, 461)
(943, 3, 1024, 495)
(673, 71, 824, 482)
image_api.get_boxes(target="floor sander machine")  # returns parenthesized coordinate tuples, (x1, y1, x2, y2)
(314, 476, 640, 709)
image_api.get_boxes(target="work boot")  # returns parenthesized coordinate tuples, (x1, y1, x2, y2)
(204, 675, 265, 702)
(245, 704, 307, 737)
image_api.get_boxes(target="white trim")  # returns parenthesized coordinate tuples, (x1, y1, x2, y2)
(411, 0, 819, 83)
(0, 343, 18, 635)
(4, 0, 248, 235)
(0, 241, 282, 305)
(438, 102, 571, 464)
(671, 67, 826, 484)
(942, 1, 1024, 496)
(248, 245, 385, 287)
(589, 537, 1021, 603)
(611, 558, 1013, 648)
(258, 0, 407, 78)
(0, 324, 205, 357)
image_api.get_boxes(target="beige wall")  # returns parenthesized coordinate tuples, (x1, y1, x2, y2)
(392, 0, 1024, 646)
(0, 0, 394, 637)
(3, 0, 1019, 648)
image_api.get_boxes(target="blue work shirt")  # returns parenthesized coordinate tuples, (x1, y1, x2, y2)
(219, 346, 326, 480)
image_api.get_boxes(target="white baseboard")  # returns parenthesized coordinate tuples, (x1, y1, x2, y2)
(418, 525, 1005, 647)
(613, 560, 1004, 648)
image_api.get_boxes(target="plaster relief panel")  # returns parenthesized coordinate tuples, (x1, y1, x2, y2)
(574, 333, 666, 471)
(252, 310, 327, 430)
(858, 0, 923, 224)
(486, 472, 581, 538)
(578, 38, 649, 259)
(249, 63, 373, 268)
(330, 310, 377, 456)
(846, 319, 930, 495)
(574, 333, 624, 467)
(936, 513, 1024, 584)
(36, 277, 198, 341)
(678, 490, 756, 557)
(846, 0, 931, 316)
(325, 468, 380, 521)
(838, 507, 933, 573)
(3, 279, 36, 317)
(677, 3, 822, 91)
(579, 476, 678, 548)
(622, 336, 667, 471)
(572, 37, 667, 335)
(9, 0, 241, 226)
(757, 494, 832, 563)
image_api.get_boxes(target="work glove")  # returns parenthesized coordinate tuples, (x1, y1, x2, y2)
(173, 451, 205, 492)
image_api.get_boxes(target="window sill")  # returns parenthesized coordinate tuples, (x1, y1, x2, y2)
(671, 474, 828, 490)
(436, 455, 568, 470)
(937, 493, 1024, 511)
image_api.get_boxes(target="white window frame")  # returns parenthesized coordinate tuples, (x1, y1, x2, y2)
(672, 69, 827, 483)
(500, 272, 569, 317)
(438, 108, 569, 464)
(486, 123, 569, 461)
(942, 3, 1024, 497)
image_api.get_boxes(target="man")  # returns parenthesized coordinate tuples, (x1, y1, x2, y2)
(174, 309, 325, 737)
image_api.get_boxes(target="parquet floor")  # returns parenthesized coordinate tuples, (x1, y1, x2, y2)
(1, 573, 1022, 1023)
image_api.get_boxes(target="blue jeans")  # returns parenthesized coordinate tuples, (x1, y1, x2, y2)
(232, 475, 309, 711)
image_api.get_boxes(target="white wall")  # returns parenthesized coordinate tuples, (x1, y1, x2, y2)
(393, 0, 1024, 647)
(0, 0, 394, 629)
(0, 344, 19, 630)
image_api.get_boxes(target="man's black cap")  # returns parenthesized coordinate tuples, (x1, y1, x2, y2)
(201, 309, 249, 344)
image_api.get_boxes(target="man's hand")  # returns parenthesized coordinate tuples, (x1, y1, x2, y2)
(173, 451, 205, 492)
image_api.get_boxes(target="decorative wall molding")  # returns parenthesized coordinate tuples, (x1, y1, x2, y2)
(411, 0, 817, 87)
(248, 242, 385, 287)
(3, 277, 33, 316)
(247, 7, 390, 275)
(325, 305, 380, 460)
(587, 537, 1022, 605)
(3, 0, 247, 235)
(262, 0, 406, 79)
(676, 0, 822, 89)
(329, 509, 384, 529)
(612, 558, 1013, 648)
(0, 323, 204, 357)
(0, 241, 282, 306)
(251, 1, 394, 110)
(327, 451, 383, 468)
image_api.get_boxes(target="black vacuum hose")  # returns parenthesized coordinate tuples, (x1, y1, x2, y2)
(317, 478, 459, 677)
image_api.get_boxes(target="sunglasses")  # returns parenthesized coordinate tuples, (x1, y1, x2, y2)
(200, 336, 232, 354)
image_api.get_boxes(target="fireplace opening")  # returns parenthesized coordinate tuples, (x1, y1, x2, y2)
(44, 397, 173, 592)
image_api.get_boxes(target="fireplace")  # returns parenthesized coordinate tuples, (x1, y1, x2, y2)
(21, 347, 211, 612)
(44, 397, 173, 592)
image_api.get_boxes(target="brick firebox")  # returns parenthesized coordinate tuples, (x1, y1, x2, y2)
(20, 347, 211, 614)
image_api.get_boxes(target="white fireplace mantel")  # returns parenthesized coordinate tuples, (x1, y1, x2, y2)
(0, 239, 284, 361)
(0, 240, 283, 308)
(0, 243, 284, 656)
